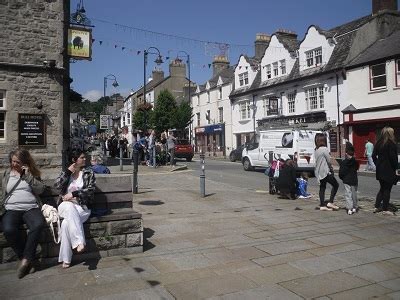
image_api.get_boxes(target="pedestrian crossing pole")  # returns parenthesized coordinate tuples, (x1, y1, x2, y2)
(132, 149, 138, 194)
(200, 153, 205, 197)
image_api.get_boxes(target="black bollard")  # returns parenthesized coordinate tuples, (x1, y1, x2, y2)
(200, 153, 205, 197)
(120, 147, 123, 171)
(132, 148, 138, 194)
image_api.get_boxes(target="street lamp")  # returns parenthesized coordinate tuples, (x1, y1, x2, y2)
(176, 51, 191, 141)
(143, 47, 163, 133)
(103, 74, 119, 104)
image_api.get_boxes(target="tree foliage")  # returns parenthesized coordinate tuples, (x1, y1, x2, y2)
(173, 101, 193, 131)
(152, 89, 177, 133)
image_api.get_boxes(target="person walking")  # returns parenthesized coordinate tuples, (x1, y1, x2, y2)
(314, 133, 339, 211)
(364, 139, 376, 171)
(339, 145, 359, 215)
(372, 126, 398, 216)
(167, 131, 177, 166)
(54, 149, 96, 268)
(148, 130, 156, 167)
(1, 149, 46, 278)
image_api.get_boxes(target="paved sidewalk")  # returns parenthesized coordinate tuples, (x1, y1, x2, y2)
(1, 169, 400, 299)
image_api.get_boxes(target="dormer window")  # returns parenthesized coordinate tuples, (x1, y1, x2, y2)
(306, 47, 322, 67)
(266, 65, 271, 79)
(273, 62, 278, 77)
(239, 72, 249, 86)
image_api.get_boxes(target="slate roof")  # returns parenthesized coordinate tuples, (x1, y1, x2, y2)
(194, 66, 235, 95)
(275, 32, 299, 53)
(231, 13, 381, 98)
(347, 29, 400, 67)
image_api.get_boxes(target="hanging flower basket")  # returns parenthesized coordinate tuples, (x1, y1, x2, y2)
(137, 103, 153, 111)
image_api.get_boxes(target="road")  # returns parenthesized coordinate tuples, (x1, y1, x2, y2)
(184, 158, 400, 201)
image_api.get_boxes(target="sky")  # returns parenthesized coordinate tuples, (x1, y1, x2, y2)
(70, 0, 392, 101)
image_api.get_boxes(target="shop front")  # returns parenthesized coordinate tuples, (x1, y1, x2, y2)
(342, 104, 400, 162)
(194, 123, 225, 156)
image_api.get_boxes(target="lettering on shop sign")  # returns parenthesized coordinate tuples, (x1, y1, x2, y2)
(18, 114, 46, 147)
(288, 117, 306, 125)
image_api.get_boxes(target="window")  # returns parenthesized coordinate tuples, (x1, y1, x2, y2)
(218, 87, 222, 99)
(305, 86, 324, 110)
(273, 62, 278, 77)
(197, 95, 200, 106)
(266, 65, 271, 79)
(263, 98, 268, 116)
(207, 91, 210, 103)
(0, 90, 5, 139)
(280, 60, 286, 75)
(240, 101, 250, 120)
(306, 48, 322, 67)
(370, 63, 387, 90)
(397, 59, 400, 87)
(218, 107, 223, 123)
(287, 93, 295, 113)
(206, 110, 211, 124)
(196, 113, 200, 126)
(239, 72, 249, 86)
(127, 113, 131, 125)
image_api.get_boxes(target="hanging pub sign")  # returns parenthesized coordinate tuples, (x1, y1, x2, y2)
(99, 114, 110, 129)
(18, 114, 46, 147)
(67, 27, 92, 60)
(267, 98, 279, 115)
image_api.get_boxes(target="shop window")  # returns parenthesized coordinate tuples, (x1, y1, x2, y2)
(370, 63, 386, 90)
(218, 107, 223, 123)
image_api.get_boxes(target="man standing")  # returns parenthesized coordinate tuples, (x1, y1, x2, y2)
(148, 130, 156, 167)
(364, 139, 376, 171)
(167, 131, 177, 166)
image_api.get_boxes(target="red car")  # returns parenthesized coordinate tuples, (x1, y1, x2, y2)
(174, 139, 194, 162)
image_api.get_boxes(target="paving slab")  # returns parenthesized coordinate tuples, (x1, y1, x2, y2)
(307, 233, 357, 246)
(252, 250, 316, 267)
(255, 239, 319, 255)
(333, 246, 400, 265)
(379, 278, 400, 291)
(279, 270, 372, 299)
(165, 274, 258, 299)
(342, 261, 400, 283)
(289, 254, 358, 275)
(206, 283, 303, 300)
(328, 283, 392, 300)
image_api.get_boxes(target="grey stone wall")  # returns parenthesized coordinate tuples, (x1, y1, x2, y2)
(0, 0, 67, 167)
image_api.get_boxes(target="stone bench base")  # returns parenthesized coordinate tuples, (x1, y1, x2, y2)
(0, 210, 143, 263)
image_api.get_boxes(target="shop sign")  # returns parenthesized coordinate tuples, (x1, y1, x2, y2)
(329, 131, 338, 152)
(100, 115, 110, 129)
(18, 114, 46, 147)
(195, 124, 224, 134)
(267, 98, 279, 115)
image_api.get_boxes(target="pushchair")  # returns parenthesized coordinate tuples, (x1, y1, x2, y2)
(265, 160, 283, 195)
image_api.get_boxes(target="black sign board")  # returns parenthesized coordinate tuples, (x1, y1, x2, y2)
(329, 131, 338, 153)
(18, 114, 46, 147)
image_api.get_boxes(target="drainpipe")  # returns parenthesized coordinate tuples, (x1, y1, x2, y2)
(336, 73, 342, 158)
(252, 94, 256, 137)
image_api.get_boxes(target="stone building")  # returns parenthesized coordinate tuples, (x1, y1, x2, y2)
(0, 0, 69, 168)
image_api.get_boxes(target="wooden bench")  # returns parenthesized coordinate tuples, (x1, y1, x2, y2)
(0, 175, 143, 263)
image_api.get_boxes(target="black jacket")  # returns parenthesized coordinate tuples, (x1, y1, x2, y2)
(277, 165, 297, 193)
(372, 141, 398, 184)
(339, 157, 359, 186)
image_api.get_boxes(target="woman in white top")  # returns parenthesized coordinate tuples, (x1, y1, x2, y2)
(314, 134, 339, 211)
(54, 149, 95, 268)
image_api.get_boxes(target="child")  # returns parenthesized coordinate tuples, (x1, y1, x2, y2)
(339, 146, 359, 215)
(297, 172, 311, 199)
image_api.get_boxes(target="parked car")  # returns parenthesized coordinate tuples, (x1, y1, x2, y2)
(174, 139, 194, 162)
(229, 144, 246, 162)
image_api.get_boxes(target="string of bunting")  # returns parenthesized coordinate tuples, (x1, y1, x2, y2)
(91, 38, 214, 69)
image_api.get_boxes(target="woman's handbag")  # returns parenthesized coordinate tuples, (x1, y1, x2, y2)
(273, 161, 280, 178)
(41, 204, 60, 244)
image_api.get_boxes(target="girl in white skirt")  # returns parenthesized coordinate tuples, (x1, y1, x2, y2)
(54, 149, 95, 268)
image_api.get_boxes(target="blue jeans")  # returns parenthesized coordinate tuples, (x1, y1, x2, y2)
(2, 208, 45, 261)
(365, 155, 376, 171)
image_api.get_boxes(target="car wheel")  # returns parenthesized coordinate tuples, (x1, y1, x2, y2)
(243, 158, 253, 171)
(186, 157, 192, 162)
(229, 152, 236, 162)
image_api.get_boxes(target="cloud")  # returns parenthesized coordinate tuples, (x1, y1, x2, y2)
(83, 90, 102, 102)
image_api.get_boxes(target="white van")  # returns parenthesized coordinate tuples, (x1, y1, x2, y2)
(242, 129, 329, 174)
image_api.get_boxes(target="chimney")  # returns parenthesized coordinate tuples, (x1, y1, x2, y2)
(275, 29, 297, 38)
(372, 0, 398, 15)
(212, 55, 229, 76)
(169, 58, 186, 78)
(254, 33, 271, 60)
(152, 68, 164, 83)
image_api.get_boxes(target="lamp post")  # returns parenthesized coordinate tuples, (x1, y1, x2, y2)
(143, 47, 163, 133)
(176, 51, 191, 141)
(103, 74, 119, 131)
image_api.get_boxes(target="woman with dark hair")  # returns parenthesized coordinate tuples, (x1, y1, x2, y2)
(314, 133, 339, 211)
(54, 149, 95, 268)
(1, 149, 46, 278)
(277, 159, 297, 199)
(372, 126, 398, 216)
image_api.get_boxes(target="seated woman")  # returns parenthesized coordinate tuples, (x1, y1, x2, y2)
(1, 149, 46, 278)
(54, 149, 95, 268)
(90, 154, 110, 174)
(277, 159, 297, 199)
